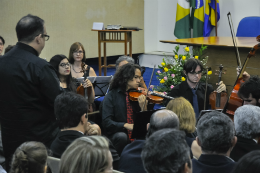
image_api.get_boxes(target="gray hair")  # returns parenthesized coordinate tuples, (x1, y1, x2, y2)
(146, 110, 179, 138)
(197, 111, 235, 154)
(115, 55, 134, 70)
(234, 105, 260, 139)
(59, 136, 110, 173)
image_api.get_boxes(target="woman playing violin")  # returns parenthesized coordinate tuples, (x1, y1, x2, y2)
(102, 63, 153, 155)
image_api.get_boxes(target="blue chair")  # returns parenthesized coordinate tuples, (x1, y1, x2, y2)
(236, 16, 260, 37)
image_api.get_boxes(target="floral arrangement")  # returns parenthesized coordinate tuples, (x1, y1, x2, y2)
(152, 45, 211, 93)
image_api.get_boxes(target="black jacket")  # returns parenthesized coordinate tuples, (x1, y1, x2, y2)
(0, 42, 61, 164)
(192, 154, 236, 173)
(230, 136, 260, 162)
(168, 80, 213, 112)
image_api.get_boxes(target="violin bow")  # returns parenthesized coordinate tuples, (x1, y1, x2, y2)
(142, 65, 155, 111)
(227, 12, 242, 68)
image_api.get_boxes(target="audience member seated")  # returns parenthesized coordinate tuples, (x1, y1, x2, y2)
(116, 55, 147, 89)
(193, 111, 237, 173)
(50, 92, 119, 168)
(10, 141, 48, 173)
(102, 63, 153, 155)
(231, 151, 260, 173)
(4, 45, 14, 54)
(166, 97, 202, 159)
(118, 110, 179, 173)
(230, 105, 260, 161)
(60, 136, 113, 173)
(141, 129, 192, 173)
(0, 36, 5, 56)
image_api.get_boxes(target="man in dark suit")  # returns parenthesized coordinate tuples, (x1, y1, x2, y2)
(118, 110, 179, 173)
(193, 111, 237, 173)
(230, 105, 260, 161)
(0, 14, 62, 170)
(142, 129, 192, 173)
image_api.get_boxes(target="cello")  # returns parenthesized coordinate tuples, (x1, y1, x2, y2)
(222, 35, 260, 117)
(209, 64, 228, 109)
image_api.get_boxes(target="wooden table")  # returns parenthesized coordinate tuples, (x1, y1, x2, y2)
(160, 37, 260, 94)
(92, 29, 137, 76)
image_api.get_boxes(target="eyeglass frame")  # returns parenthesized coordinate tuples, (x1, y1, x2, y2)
(35, 33, 50, 41)
(188, 70, 202, 75)
(73, 51, 84, 55)
(59, 62, 71, 68)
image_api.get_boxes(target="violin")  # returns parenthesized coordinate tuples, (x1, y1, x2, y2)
(76, 62, 92, 100)
(209, 64, 228, 109)
(129, 87, 174, 104)
(223, 35, 260, 117)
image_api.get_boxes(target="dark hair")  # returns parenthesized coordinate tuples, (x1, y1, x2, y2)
(183, 58, 204, 74)
(16, 14, 45, 43)
(238, 76, 260, 101)
(49, 54, 76, 92)
(5, 45, 15, 54)
(10, 141, 47, 173)
(0, 36, 5, 45)
(54, 92, 88, 129)
(142, 129, 191, 173)
(110, 63, 141, 91)
(68, 42, 86, 64)
(146, 110, 179, 138)
(231, 151, 260, 173)
(197, 111, 235, 154)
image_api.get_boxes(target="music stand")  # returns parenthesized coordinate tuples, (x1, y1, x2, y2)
(77, 76, 113, 97)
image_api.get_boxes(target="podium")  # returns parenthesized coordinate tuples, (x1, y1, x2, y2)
(92, 29, 138, 76)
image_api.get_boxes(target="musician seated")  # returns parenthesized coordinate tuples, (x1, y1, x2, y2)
(166, 97, 202, 159)
(50, 92, 120, 168)
(238, 76, 260, 106)
(49, 54, 95, 111)
(116, 55, 147, 89)
(141, 129, 192, 173)
(230, 105, 260, 162)
(168, 58, 226, 119)
(118, 110, 179, 173)
(193, 111, 237, 173)
(102, 63, 153, 155)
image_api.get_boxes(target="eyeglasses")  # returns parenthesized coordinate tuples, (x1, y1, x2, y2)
(43, 34, 50, 41)
(73, 51, 84, 55)
(189, 71, 202, 75)
(59, 62, 70, 68)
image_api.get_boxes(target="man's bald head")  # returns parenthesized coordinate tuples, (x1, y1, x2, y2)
(146, 110, 179, 138)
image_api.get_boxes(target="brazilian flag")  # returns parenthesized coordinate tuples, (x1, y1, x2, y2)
(191, 0, 204, 38)
(203, 0, 220, 37)
(174, 0, 191, 39)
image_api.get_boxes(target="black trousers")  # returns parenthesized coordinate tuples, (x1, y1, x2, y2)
(108, 132, 129, 156)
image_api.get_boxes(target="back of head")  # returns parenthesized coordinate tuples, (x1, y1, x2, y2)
(234, 105, 260, 139)
(115, 55, 134, 69)
(146, 110, 179, 138)
(54, 92, 88, 129)
(142, 129, 191, 173)
(10, 141, 47, 173)
(197, 111, 235, 154)
(231, 151, 260, 173)
(183, 58, 204, 74)
(110, 63, 141, 91)
(16, 14, 44, 43)
(166, 97, 196, 133)
(238, 76, 260, 101)
(68, 42, 86, 64)
(60, 136, 110, 173)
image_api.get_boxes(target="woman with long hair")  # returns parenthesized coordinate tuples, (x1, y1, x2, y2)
(60, 136, 113, 173)
(166, 97, 202, 159)
(10, 141, 48, 173)
(68, 42, 96, 78)
(49, 54, 95, 110)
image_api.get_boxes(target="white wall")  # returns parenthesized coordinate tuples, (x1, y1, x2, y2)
(144, 0, 260, 53)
